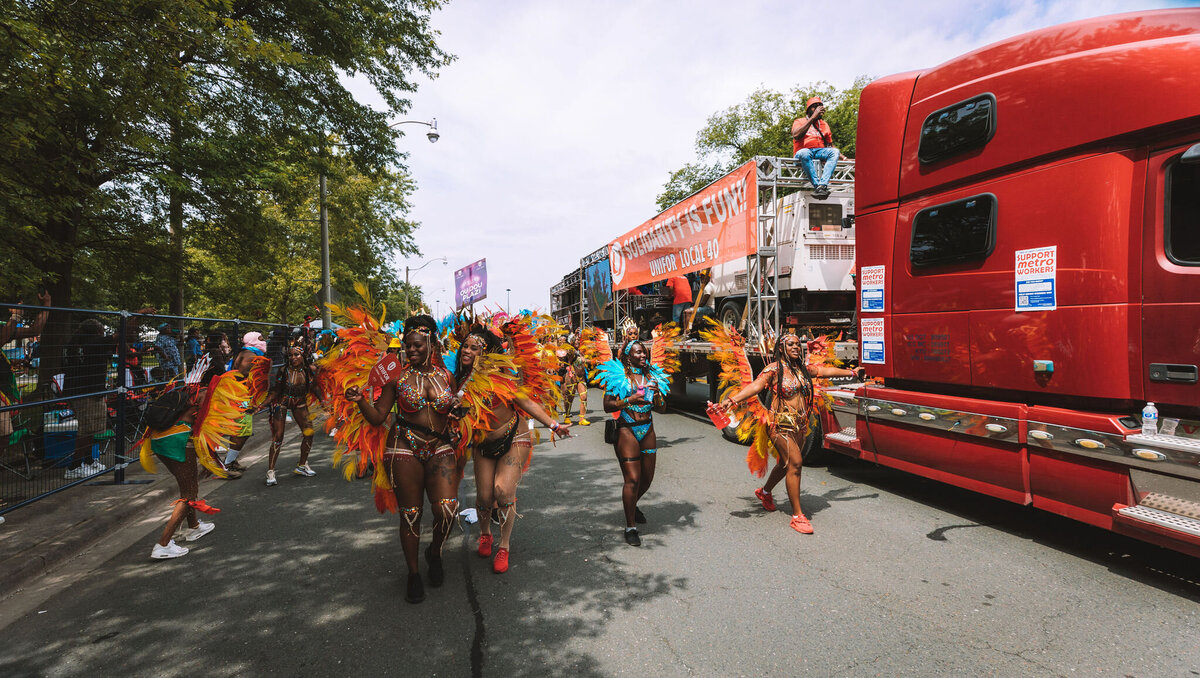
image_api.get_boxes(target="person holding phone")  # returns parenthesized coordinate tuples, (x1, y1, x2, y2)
(597, 339, 670, 546)
(792, 95, 847, 200)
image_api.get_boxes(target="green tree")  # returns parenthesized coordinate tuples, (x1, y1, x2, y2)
(656, 77, 870, 211)
(0, 0, 452, 310)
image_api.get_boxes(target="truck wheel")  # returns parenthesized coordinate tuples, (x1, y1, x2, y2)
(718, 300, 744, 328)
(722, 422, 747, 445)
(801, 419, 833, 466)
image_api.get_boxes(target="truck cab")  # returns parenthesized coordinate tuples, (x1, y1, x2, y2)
(827, 9, 1200, 557)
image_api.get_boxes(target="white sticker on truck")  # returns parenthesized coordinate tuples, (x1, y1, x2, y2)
(861, 317, 885, 365)
(860, 265, 885, 312)
(1015, 246, 1056, 312)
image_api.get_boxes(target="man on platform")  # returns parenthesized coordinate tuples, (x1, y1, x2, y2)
(666, 275, 693, 325)
(792, 96, 844, 200)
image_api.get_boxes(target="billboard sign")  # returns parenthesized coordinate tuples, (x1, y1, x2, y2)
(609, 160, 758, 290)
(585, 258, 613, 322)
(454, 258, 487, 309)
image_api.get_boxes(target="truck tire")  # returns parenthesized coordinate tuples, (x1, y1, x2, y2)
(721, 422, 746, 444)
(801, 419, 833, 466)
(718, 300, 744, 328)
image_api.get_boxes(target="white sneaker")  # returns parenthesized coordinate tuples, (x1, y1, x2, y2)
(85, 460, 106, 475)
(293, 464, 316, 477)
(266, 470, 277, 486)
(151, 539, 189, 559)
(184, 520, 215, 542)
(64, 465, 87, 480)
(328, 428, 338, 437)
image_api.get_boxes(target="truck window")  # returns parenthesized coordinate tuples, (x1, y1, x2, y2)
(809, 203, 843, 231)
(1167, 159, 1200, 265)
(918, 93, 996, 165)
(909, 193, 996, 268)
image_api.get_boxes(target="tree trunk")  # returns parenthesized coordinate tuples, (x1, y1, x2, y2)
(168, 118, 185, 317)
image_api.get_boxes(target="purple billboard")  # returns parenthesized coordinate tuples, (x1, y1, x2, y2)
(454, 258, 488, 309)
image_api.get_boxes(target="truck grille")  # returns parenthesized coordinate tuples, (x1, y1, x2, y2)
(809, 244, 855, 260)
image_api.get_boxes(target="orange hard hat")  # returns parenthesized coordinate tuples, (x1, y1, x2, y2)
(806, 96, 823, 111)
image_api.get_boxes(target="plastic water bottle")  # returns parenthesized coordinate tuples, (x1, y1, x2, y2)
(1141, 402, 1159, 436)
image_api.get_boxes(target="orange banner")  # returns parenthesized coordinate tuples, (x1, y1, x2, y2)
(609, 160, 757, 290)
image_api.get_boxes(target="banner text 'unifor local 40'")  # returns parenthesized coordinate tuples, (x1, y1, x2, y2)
(608, 160, 758, 290)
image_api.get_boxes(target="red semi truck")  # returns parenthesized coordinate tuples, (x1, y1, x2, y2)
(816, 10, 1200, 557)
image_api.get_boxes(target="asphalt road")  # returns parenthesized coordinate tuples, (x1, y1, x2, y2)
(1, 391, 1198, 677)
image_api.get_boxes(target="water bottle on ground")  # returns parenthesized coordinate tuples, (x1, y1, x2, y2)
(1141, 402, 1158, 436)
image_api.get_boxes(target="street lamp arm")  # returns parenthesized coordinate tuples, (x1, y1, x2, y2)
(390, 118, 439, 143)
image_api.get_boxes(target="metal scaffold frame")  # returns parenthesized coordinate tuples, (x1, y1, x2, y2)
(742, 156, 855, 351)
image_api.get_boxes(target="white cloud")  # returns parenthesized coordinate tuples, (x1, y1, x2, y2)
(350, 0, 1168, 313)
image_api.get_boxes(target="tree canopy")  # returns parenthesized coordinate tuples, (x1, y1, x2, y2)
(656, 77, 869, 211)
(0, 0, 452, 320)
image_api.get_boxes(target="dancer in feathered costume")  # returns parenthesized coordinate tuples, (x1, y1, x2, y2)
(501, 317, 562, 418)
(558, 345, 590, 426)
(216, 332, 272, 476)
(138, 388, 219, 560)
(597, 338, 672, 546)
(578, 327, 612, 366)
(713, 326, 861, 535)
(138, 335, 251, 559)
(265, 344, 328, 485)
(343, 315, 459, 604)
(454, 324, 570, 574)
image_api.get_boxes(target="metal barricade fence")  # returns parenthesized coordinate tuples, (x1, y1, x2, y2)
(0, 303, 293, 515)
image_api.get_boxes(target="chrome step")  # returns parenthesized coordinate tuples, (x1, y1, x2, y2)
(1140, 492, 1200, 520)
(1117, 504, 1200, 538)
(1126, 433, 1200, 454)
(825, 426, 859, 444)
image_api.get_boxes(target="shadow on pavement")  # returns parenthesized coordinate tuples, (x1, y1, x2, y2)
(824, 456, 1200, 603)
(0, 428, 701, 677)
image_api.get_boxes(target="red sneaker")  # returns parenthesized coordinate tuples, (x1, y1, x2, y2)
(477, 534, 493, 558)
(493, 547, 509, 574)
(755, 487, 776, 512)
(789, 513, 814, 534)
(188, 499, 221, 515)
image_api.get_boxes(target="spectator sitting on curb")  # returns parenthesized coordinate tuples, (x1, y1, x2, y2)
(792, 96, 846, 200)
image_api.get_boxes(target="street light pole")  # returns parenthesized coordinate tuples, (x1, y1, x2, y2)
(506, 288, 511, 315)
(405, 256, 447, 317)
(319, 168, 331, 328)
(318, 118, 440, 325)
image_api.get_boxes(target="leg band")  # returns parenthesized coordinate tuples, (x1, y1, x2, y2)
(496, 500, 520, 529)
(400, 506, 421, 536)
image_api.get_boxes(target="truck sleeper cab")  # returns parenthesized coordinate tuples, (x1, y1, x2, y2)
(828, 10, 1200, 557)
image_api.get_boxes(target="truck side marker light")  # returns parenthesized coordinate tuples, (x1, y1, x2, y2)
(867, 405, 881, 413)
(1029, 430, 1053, 440)
(1074, 438, 1105, 450)
(985, 424, 1007, 433)
(919, 412, 936, 421)
(891, 408, 907, 416)
(1132, 449, 1167, 462)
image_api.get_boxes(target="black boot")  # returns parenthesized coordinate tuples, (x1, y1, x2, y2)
(425, 546, 445, 587)
(405, 573, 425, 604)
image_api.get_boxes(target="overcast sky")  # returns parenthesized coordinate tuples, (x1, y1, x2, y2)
(348, 0, 1176, 316)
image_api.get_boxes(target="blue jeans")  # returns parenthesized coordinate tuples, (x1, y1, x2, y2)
(794, 147, 839, 187)
(672, 303, 691, 324)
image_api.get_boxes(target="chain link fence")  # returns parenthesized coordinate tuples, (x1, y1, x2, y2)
(1, 302, 295, 515)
